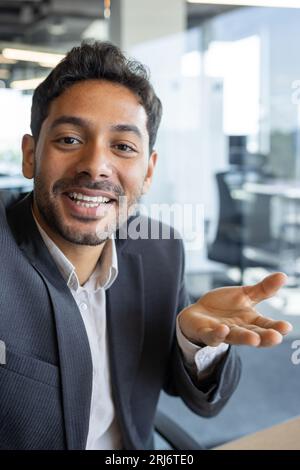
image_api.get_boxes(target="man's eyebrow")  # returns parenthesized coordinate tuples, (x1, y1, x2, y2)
(49, 116, 89, 131)
(110, 124, 142, 140)
(49, 117, 143, 140)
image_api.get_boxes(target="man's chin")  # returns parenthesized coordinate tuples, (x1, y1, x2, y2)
(55, 227, 110, 246)
(61, 218, 117, 244)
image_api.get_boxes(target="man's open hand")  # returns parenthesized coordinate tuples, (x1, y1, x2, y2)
(178, 272, 293, 347)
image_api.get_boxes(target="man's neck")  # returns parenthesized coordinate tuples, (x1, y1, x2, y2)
(58, 242, 104, 286)
(33, 205, 105, 286)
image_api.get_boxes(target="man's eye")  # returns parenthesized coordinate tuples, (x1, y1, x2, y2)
(57, 137, 81, 145)
(115, 143, 136, 152)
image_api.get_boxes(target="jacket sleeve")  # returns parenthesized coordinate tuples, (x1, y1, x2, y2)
(163, 239, 242, 417)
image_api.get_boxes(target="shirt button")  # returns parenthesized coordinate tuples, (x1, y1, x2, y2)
(79, 302, 88, 311)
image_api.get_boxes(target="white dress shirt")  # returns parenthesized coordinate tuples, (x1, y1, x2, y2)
(34, 217, 227, 449)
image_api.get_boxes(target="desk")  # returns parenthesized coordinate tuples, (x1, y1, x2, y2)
(244, 181, 300, 199)
(214, 416, 300, 450)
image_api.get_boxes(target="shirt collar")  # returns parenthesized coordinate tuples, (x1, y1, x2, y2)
(32, 212, 118, 293)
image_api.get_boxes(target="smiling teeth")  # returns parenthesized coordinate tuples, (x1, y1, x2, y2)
(76, 201, 99, 208)
(68, 192, 111, 205)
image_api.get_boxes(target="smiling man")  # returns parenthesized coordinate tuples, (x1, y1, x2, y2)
(0, 41, 292, 450)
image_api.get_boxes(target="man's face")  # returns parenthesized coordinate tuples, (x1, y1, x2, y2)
(22, 79, 157, 246)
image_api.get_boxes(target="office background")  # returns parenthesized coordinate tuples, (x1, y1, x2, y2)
(0, 0, 300, 448)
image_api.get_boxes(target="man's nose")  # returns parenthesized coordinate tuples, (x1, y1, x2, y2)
(75, 143, 113, 179)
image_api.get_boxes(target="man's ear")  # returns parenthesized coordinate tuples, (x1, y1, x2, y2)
(22, 134, 35, 179)
(142, 151, 158, 195)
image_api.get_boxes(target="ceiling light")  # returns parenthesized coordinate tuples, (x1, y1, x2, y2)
(104, 0, 111, 19)
(10, 77, 46, 90)
(38, 61, 59, 68)
(187, 0, 300, 8)
(2, 48, 65, 67)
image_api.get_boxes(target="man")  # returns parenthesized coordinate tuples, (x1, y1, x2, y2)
(0, 41, 292, 450)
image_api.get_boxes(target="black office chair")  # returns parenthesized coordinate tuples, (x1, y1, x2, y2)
(208, 172, 244, 264)
(207, 171, 278, 283)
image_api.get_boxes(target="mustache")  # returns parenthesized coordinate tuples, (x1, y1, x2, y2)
(52, 176, 125, 198)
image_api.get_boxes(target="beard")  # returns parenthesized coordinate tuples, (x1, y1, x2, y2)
(33, 173, 143, 246)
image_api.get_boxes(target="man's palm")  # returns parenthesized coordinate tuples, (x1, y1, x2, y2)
(179, 272, 293, 347)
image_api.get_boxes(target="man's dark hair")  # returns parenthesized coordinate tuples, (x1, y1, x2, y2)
(31, 41, 162, 152)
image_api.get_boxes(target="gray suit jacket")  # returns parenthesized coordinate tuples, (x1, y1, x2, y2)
(0, 191, 241, 449)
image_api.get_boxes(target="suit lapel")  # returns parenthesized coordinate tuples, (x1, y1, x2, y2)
(7, 194, 93, 450)
(40, 281, 93, 450)
(106, 247, 145, 449)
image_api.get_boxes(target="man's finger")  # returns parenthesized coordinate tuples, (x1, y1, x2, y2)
(178, 309, 228, 345)
(243, 324, 283, 347)
(197, 324, 230, 347)
(225, 325, 261, 346)
(243, 272, 288, 304)
(253, 315, 293, 335)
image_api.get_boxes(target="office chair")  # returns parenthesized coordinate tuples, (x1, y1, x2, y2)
(207, 171, 278, 283)
(208, 171, 244, 265)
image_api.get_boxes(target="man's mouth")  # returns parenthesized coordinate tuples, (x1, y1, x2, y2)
(60, 189, 119, 219)
(67, 191, 114, 208)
